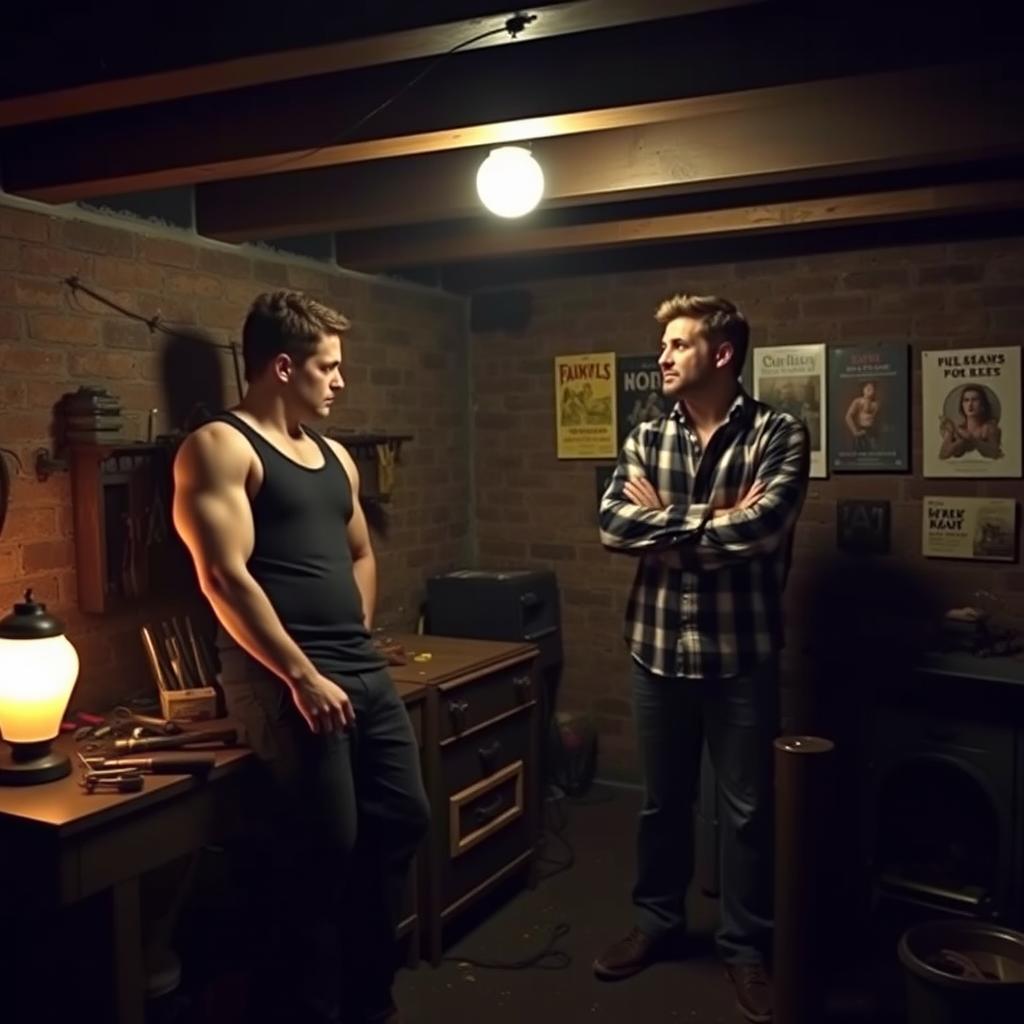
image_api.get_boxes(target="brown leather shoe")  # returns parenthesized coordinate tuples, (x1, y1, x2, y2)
(725, 963, 773, 1023)
(593, 927, 660, 980)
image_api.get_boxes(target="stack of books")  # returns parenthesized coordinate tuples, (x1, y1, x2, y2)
(60, 385, 124, 444)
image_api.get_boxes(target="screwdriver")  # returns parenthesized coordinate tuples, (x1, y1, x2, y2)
(112, 727, 237, 753)
(84, 753, 216, 775)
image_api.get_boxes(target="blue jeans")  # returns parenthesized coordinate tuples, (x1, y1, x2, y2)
(631, 657, 778, 965)
(219, 651, 430, 1021)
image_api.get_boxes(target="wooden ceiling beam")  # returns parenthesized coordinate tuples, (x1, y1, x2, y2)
(198, 66, 1024, 240)
(8, 15, 999, 204)
(3, 17, 745, 203)
(0, 1, 755, 128)
(333, 180, 1024, 270)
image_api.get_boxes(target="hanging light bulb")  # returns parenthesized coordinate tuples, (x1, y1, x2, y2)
(476, 146, 544, 218)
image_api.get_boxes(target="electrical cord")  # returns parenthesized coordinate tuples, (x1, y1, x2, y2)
(65, 275, 228, 347)
(265, 12, 537, 175)
(536, 785, 574, 880)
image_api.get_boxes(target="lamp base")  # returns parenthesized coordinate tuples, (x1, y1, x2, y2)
(0, 747, 71, 785)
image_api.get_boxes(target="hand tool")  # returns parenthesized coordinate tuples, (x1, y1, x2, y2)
(112, 726, 237, 753)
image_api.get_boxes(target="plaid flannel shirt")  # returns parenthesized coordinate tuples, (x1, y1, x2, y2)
(599, 388, 809, 679)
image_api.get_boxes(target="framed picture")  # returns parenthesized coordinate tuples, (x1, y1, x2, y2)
(616, 353, 669, 447)
(922, 496, 1017, 562)
(752, 343, 828, 478)
(837, 499, 891, 554)
(829, 344, 909, 472)
(554, 352, 617, 459)
(922, 346, 1021, 478)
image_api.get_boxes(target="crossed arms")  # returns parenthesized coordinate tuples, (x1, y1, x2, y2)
(598, 417, 809, 569)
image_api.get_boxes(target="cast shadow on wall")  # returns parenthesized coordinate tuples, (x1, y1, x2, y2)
(158, 329, 240, 434)
(155, 330, 236, 625)
(802, 553, 940, 727)
(797, 555, 940, 955)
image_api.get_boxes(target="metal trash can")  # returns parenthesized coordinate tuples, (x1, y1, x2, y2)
(898, 919, 1024, 1023)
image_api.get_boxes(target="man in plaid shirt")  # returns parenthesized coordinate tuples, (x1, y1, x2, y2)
(594, 294, 809, 1024)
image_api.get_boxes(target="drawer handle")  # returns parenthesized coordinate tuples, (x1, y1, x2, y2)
(512, 675, 532, 702)
(472, 794, 505, 824)
(449, 760, 525, 859)
(448, 699, 469, 733)
(478, 740, 502, 773)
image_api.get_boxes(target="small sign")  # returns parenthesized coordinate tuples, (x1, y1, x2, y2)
(922, 496, 1017, 561)
(837, 499, 891, 555)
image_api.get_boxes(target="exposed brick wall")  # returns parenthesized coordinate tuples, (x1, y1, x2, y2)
(470, 237, 1024, 781)
(0, 198, 471, 712)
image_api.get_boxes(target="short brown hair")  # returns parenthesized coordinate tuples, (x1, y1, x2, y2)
(241, 290, 350, 381)
(655, 293, 749, 378)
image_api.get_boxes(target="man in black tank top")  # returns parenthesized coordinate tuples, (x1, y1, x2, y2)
(173, 291, 429, 1024)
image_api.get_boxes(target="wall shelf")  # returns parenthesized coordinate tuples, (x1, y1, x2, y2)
(62, 441, 177, 614)
(325, 430, 412, 504)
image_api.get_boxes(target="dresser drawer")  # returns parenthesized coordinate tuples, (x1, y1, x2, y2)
(441, 706, 531, 795)
(439, 663, 534, 741)
(440, 789, 531, 911)
(449, 760, 524, 859)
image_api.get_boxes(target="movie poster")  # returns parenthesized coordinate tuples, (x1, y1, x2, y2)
(922, 496, 1018, 562)
(554, 352, 617, 458)
(922, 346, 1021, 478)
(616, 354, 670, 447)
(828, 344, 909, 472)
(752, 343, 828, 478)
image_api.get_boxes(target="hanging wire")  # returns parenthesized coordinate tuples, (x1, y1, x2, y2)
(261, 12, 537, 175)
(64, 275, 244, 399)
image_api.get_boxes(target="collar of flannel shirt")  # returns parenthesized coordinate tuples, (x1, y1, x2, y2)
(668, 385, 755, 431)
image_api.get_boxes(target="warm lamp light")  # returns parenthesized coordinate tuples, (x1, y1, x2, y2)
(0, 589, 79, 785)
(476, 145, 544, 218)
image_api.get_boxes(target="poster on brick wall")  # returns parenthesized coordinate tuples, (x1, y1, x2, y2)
(922, 346, 1021, 478)
(616, 353, 670, 448)
(752, 343, 828, 478)
(554, 352, 617, 458)
(828, 344, 909, 472)
(922, 496, 1018, 561)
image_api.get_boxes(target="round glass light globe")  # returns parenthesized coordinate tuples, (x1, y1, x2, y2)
(476, 146, 544, 218)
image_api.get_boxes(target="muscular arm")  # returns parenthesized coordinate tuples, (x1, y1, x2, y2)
(172, 423, 321, 688)
(327, 440, 377, 630)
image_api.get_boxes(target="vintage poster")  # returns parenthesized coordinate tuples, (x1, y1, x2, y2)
(554, 351, 617, 459)
(752, 343, 828, 478)
(922, 496, 1018, 562)
(828, 344, 909, 472)
(922, 346, 1021, 478)
(616, 353, 670, 447)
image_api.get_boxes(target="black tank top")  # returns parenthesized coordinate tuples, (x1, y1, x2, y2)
(213, 411, 385, 676)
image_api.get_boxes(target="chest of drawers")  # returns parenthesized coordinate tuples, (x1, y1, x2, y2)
(389, 633, 540, 964)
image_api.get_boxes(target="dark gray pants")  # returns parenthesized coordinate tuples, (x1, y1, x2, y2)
(631, 657, 778, 965)
(220, 653, 430, 1022)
